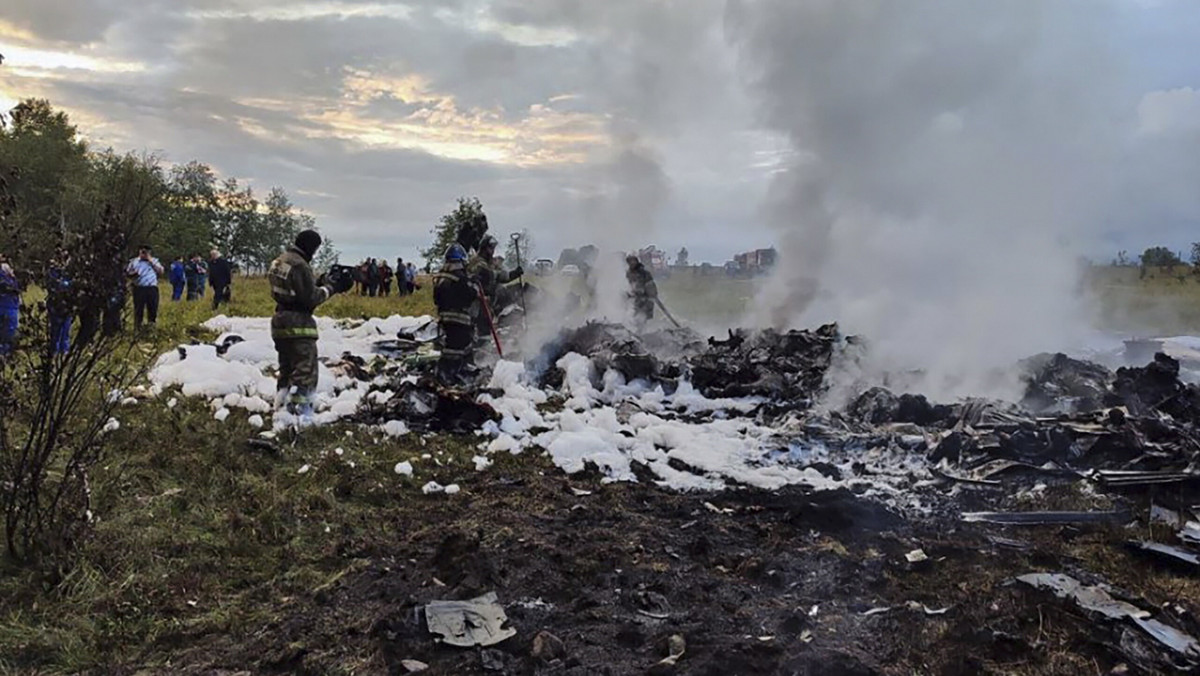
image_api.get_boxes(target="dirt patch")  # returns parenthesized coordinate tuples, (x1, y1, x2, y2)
(124, 454, 1195, 676)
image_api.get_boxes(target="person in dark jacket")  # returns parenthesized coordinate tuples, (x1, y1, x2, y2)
(184, 254, 201, 300)
(380, 260, 393, 296)
(208, 249, 233, 310)
(366, 258, 380, 297)
(169, 256, 186, 301)
(47, 253, 73, 354)
(0, 255, 20, 356)
(434, 244, 477, 385)
(196, 257, 208, 298)
(467, 236, 522, 337)
(268, 230, 350, 421)
(625, 255, 658, 328)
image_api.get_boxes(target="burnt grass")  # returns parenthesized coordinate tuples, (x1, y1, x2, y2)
(159, 467, 1195, 676)
(2, 396, 1197, 675)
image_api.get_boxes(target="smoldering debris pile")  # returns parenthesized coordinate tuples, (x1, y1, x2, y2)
(531, 321, 850, 411)
(154, 316, 1200, 669)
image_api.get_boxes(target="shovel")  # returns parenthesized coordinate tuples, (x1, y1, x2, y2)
(510, 232, 528, 330)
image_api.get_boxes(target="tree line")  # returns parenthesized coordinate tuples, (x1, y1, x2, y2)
(0, 98, 336, 276)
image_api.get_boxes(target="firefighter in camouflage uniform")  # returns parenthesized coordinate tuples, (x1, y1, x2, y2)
(467, 235, 522, 336)
(626, 254, 658, 328)
(434, 243, 478, 385)
(268, 230, 348, 419)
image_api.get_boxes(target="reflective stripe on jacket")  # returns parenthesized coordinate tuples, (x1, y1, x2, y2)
(269, 246, 331, 340)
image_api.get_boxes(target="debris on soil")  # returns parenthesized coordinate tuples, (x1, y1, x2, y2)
(530, 630, 566, 663)
(653, 634, 686, 670)
(962, 510, 1132, 526)
(424, 592, 516, 648)
(144, 316, 1200, 674)
(1017, 572, 1200, 671)
(1126, 541, 1200, 569)
(358, 377, 500, 434)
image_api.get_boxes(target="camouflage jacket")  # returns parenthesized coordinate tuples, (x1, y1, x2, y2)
(467, 255, 517, 302)
(626, 265, 658, 301)
(268, 246, 332, 339)
(434, 263, 477, 327)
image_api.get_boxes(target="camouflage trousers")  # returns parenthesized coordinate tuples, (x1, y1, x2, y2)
(437, 322, 474, 383)
(275, 338, 319, 403)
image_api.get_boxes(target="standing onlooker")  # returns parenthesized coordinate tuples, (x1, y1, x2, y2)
(47, 255, 73, 354)
(380, 260, 393, 296)
(208, 249, 233, 310)
(196, 256, 208, 298)
(395, 258, 407, 296)
(366, 258, 380, 297)
(185, 254, 201, 300)
(126, 245, 164, 329)
(78, 250, 127, 347)
(406, 261, 417, 293)
(0, 255, 20, 356)
(169, 256, 186, 301)
(357, 261, 369, 295)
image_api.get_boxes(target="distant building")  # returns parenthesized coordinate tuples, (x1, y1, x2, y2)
(730, 247, 777, 277)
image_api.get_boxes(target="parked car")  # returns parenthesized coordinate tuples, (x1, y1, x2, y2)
(560, 264, 581, 277)
(534, 259, 555, 276)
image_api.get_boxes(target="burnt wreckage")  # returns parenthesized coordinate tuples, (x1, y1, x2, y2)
(362, 321, 1200, 672)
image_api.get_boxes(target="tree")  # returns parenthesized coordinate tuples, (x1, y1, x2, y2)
(212, 178, 259, 271)
(676, 247, 689, 267)
(422, 197, 485, 269)
(0, 99, 90, 264)
(254, 187, 305, 272)
(1140, 246, 1182, 269)
(504, 229, 534, 268)
(1114, 250, 1131, 267)
(159, 161, 219, 259)
(81, 151, 167, 252)
(313, 236, 341, 271)
(0, 147, 153, 565)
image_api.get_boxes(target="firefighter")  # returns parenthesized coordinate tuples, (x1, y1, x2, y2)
(268, 229, 349, 420)
(468, 236, 522, 335)
(625, 254, 658, 327)
(434, 243, 477, 385)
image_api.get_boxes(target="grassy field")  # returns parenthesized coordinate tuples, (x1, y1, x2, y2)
(2, 265, 1200, 673)
(0, 277, 450, 674)
(1087, 265, 1200, 335)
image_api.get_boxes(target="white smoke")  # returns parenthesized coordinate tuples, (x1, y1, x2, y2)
(726, 0, 1133, 400)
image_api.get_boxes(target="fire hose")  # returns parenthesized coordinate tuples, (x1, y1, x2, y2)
(654, 297, 683, 329)
(477, 283, 504, 358)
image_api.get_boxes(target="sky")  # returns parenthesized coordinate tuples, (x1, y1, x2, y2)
(1, 0, 1200, 268)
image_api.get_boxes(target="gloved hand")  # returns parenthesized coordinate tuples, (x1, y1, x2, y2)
(511, 265, 524, 278)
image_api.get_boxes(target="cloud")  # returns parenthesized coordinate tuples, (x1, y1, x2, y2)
(1138, 87, 1200, 136)
(2, 0, 1200, 276)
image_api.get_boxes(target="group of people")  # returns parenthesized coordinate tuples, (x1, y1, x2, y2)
(430, 218, 664, 385)
(433, 224, 527, 385)
(0, 244, 182, 356)
(352, 258, 418, 297)
(168, 250, 233, 309)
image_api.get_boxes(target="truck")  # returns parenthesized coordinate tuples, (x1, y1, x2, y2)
(730, 248, 777, 277)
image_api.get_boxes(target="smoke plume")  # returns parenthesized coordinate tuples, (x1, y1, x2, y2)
(726, 0, 1132, 400)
